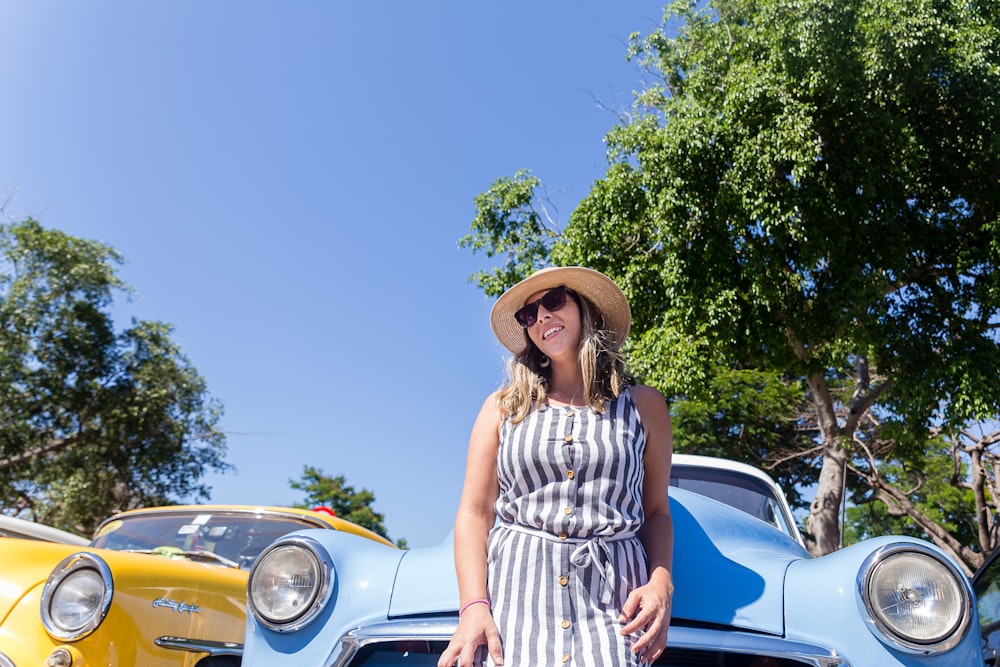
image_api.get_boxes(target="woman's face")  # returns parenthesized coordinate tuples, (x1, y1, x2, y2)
(523, 287, 582, 360)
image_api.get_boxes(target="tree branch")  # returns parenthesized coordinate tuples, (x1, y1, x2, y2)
(0, 434, 83, 471)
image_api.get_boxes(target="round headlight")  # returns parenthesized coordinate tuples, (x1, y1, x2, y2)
(41, 553, 113, 641)
(248, 536, 333, 632)
(860, 545, 971, 653)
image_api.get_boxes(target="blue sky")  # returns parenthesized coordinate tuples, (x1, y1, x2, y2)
(0, 2, 667, 547)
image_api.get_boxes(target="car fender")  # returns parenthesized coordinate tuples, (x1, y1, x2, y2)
(783, 537, 982, 664)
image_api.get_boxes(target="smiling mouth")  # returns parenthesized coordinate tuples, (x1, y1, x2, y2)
(543, 326, 563, 340)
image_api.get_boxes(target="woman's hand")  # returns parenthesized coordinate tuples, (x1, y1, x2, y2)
(438, 604, 504, 667)
(619, 579, 672, 664)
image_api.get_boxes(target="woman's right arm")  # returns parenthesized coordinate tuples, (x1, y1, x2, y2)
(438, 393, 504, 667)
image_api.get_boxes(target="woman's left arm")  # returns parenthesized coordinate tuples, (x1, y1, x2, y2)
(620, 384, 674, 663)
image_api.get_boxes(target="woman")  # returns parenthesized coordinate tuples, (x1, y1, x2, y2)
(439, 266, 674, 667)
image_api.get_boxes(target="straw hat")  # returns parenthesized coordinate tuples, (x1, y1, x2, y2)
(490, 266, 631, 355)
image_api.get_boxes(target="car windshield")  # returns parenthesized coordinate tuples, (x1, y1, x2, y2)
(671, 465, 798, 538)
(89, 510, 325, 569)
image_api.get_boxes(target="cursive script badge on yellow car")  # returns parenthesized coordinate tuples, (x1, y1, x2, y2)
(152, 597, 201, 614)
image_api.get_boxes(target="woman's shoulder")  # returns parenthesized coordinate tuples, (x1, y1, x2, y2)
(627, 384, 670, 419)
(628, 383, 668, 405)
(468, 391, 506, 444)
(627, 385, 672, 446)
(479, 390, 504, 412)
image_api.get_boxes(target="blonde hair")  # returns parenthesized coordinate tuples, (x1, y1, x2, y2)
(496, 292, 630, 423)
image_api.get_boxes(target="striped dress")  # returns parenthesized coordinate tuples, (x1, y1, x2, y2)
(485, 388, 648, 667)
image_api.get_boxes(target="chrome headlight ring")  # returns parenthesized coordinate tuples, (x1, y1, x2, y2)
(248, 535, 334, 633)
(858, 542, 972, 654)
(40, 552, 114, 642)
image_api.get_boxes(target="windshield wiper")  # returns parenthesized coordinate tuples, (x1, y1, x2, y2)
(124, 548, 241, 569)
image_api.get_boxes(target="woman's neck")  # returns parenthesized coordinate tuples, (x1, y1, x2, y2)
(547, 366, 585, 406)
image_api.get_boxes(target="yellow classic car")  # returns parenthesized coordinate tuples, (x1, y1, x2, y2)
(0, 505, 393, 667)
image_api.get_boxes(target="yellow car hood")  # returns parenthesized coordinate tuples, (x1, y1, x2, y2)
(0, 536, 248, 666)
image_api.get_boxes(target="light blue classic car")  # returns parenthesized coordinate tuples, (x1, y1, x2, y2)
(240, 455, 989, 666)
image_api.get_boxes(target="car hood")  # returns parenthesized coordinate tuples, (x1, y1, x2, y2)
(389, 488, 809, 636)
(0, 537, 247, 627)
(389, 536, 458, 617)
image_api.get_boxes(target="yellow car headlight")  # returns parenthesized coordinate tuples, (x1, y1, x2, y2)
(41, 553, 113, 641)
(248, 536, 333, 632)
(860, 544, 971, 653)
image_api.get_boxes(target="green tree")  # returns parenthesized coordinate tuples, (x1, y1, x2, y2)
(290, 465, 406, 547)
(464, 0, 1000, 571)
(669, 366, 818, 512)
(0, 219, 230, 535)
(845, 439, 979, 549)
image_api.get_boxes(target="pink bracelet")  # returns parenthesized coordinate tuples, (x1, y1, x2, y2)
(459, 598, 490, 615)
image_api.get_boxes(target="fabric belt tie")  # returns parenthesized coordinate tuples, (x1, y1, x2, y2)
(501, 523, 638, 605)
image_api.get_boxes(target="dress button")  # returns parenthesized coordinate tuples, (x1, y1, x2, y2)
(563, 507, 572, 515)
(566, 470, 575, 479)
(562, 653, 570, 663)
(559, 576, 568, 586)
(562, 620, 571, 629)
(559, 532, 567, 540)
(564, 434, 573, 442)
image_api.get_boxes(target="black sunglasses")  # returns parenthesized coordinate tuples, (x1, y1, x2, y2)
(514, 285, 569, 328)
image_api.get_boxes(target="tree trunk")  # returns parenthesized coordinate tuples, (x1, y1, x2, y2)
(969, 447, 993, 556)
(806, 443, 849, 555)
(803, 372, 849, 556)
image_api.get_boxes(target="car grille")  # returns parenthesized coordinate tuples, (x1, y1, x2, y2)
(659, 647, 818, 666)
(351, 645, 828, 667)
(323, 620, 848, 667)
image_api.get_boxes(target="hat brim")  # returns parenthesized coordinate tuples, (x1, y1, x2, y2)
(490, 266, 631, 355)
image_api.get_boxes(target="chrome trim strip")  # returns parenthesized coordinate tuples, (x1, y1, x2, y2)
(0, 651, 14, 667)
(155, 636, 243, 656)
(321, 620, 849, 667)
